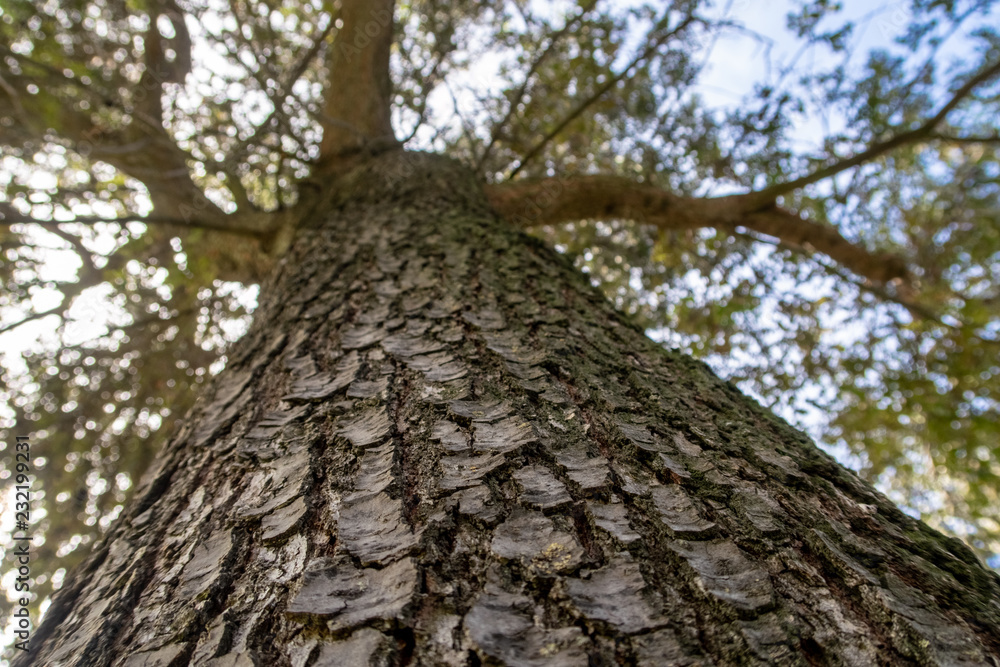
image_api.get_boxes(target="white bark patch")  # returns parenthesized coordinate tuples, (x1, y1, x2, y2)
(565, 553, 665, 633)
(491, 508, 583, 575)
(465, 584, 588, 666)
(178, 529, 233, 599)
(513, 465, 572, 509)
(473, 417, 537, 454)
(287, 556, 418, 631)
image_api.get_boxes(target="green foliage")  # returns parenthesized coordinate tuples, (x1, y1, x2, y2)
(1, 0, 999, 660)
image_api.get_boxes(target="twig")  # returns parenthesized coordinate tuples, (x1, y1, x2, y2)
(507, 13, 700, 179)
(475, 0, 598, 172)
(1, 212, 268, 237)
(747, 58, 1000, 206)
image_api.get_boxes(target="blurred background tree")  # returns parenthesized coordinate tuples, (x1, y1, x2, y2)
(1, 0, 998, 660)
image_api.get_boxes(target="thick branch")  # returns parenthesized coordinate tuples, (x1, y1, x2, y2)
(748, 57, 1000, 206)
(1, 205, 297, 284)
(485, 175, 910, 286)
(0, 4, 235, 229)
(739, 206, 910, 285)
(319, 0, 396, 158)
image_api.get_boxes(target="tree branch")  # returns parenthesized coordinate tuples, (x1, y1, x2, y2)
(485, 174, 910, 287)
(0, 3, 236, 228)
(507, 12, 699, 179)
(444, 80, 479, 158)
(40, 226, 99, 274)
(765, 232, 950, 328)
(0, 305, 63, 337)
(0, 211, 272, 237)
(747, 57, 1000, 206)
(739, 206, 909, 285)
(318, 0, 396, 158)
(0, 278, 91, 337)
(475, 0, 598, 173)
(928, 131, 1000, 145)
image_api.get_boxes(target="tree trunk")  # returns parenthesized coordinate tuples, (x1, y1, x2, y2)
(26, 152, 1000, 667)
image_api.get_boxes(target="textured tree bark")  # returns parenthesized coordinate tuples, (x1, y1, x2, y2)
(318, 0, 395, 158)
(25, 152, 1000, 667)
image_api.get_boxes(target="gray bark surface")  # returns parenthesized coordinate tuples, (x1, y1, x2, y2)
(25, 152, 1000, 666)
